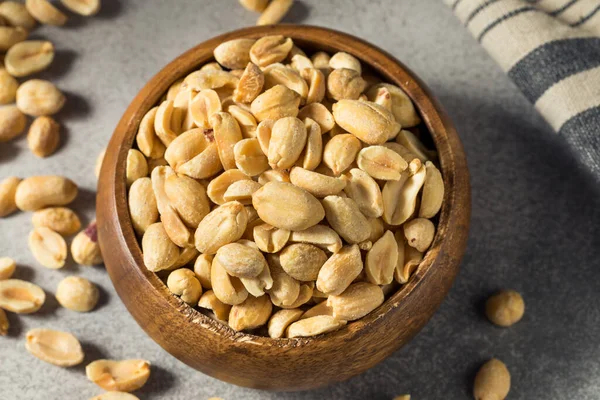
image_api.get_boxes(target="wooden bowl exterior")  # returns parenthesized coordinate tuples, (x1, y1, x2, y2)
(97, 25, 470, 391)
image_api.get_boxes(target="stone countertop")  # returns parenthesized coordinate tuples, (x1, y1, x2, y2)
(1, 0, 599, 399)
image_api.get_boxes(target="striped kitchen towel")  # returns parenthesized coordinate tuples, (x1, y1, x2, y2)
(445, 0, 600, 179)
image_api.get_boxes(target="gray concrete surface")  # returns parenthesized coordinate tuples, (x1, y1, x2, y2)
(1, 0, 599, 399)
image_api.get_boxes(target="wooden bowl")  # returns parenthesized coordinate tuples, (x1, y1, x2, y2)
(97, 25, 470, 391)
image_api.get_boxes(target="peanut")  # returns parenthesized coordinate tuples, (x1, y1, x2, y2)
(56, 276, 99, 312)
(26, 328, 84, 367)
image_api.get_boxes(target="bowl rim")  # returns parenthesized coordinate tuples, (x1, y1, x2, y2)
(99, 24, 470, 347)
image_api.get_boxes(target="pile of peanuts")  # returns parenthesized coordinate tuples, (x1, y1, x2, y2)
(127, 34, 446, 339)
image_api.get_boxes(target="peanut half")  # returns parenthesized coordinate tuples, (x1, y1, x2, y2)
(0, 257, 17, 280)
(86, 359, 151, 393)
(0, 279, 45, 313)
(26, 328, 84, 367)
(0, 176, 21, 217)
(28, 227, 67, 269)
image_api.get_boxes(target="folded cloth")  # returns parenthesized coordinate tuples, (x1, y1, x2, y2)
(445, 0, 600, 179)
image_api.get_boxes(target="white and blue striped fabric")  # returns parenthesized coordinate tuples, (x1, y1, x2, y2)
(445, 0, 600, 178)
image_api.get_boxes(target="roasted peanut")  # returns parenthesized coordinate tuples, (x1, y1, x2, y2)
(485, 290, 525, 327)
(0, 2, 37, 29)
(211, 257, 248, 305)
(419, 161, 444, 218)
(332, 100, 400, 145)
(316, 244, 362, 295)
(289, 167, 346, 198)
(366, 83, 421, 128)
(5, 40, 54, 77)
(322, 133, 361, 176)
(0, 69, 18, 104)
(365, 230, 398, 285)
(0, 105, 27, 142)
(327, 68, 366, 101)
(249, 35, 293, 67)
(195, 201, 248, 254)
(60, 0, 101, 16)
(167, 268, 202, 305)
(28, 227, 67, 269)
(0, 279, 45, 313)
(214, 38, 255, 70)
(32, 207, 80, 236)
(289, 224, 342, 253)
(0, 257, 16, 280)
(268, 116, 306, 169)
(26, 328, 84, 367)
(327, 282, 384, 321)
(233, 62, 264, 103)
(253, 223, 290, 253)
(72, 221, 103, 266)
(256, 0, 294, 25)
(215, 242, 267, 278)
(251, 84, 300, 122)
(286, 315, 346, 338)
(86, 359, 151, 392)
(473, 359, 511, 400)
(382, 166, 426, 226)
(142, 222, 180, 272)
(27, 116, 60, 157)
(16, 79, 66, 116)
(0, 176, 21, 217)
(228, 294, 272, 331)
(322, 195, 370, 244)
(252, 181, 324, 231)
(268, 308, 303, 338)
(300, 117, 323, 170)
(280, 243, 327, 281)
(26, 0, 67, 25)
(56, 276, 99, 312)
(329, 52, 362, 74)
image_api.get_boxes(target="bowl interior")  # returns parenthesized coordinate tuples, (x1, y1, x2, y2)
(106, 25, 468, 346)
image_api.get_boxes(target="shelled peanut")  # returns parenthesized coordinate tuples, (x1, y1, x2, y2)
(128, 35, 446, 338)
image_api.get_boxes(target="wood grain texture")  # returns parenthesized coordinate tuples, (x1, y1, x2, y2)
(96, 25, 470, 391)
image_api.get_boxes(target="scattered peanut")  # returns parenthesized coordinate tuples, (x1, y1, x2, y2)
(27, 116, 60, 157)
(28, 227, 67, 269)
(5, 40, 54, 77)
(485, 290, 525, 327)
(61, 0, 101, 16)
(257, 0, 294, 25)
(0, 176, 21, 217)
(56, 276, 99, 312)
(16, 79, 66, 116)
(473, 358, 511, 400)
(0, 2, 37, 30)
(0, 105, 27, 142)
(0, 69, 18, 104)
(0, 257, 17, 280)
(71, 221, 103, 266)
(86, 359, 151, 392)
(26, 0, 68, 25)
(25, 328, 84, 367)
(0, 279, 45, 313)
